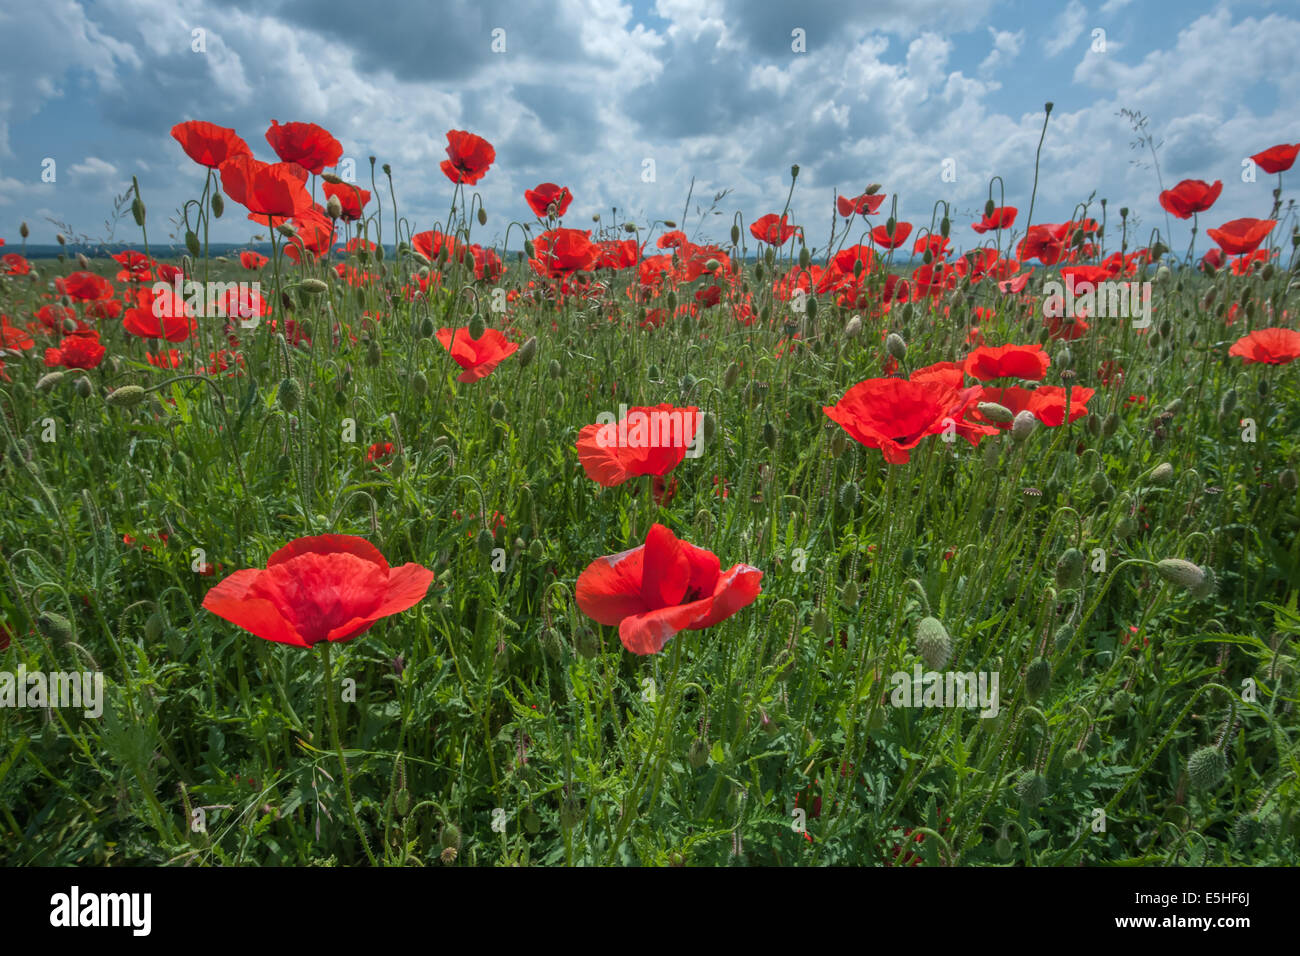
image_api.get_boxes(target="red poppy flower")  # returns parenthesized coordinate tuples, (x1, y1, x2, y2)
(440, 130, 495, 185)
(750, 214, 798, 246)
(171, 121, 253, 169)
(2, 253, 31, 276)
(525, 183, 574, 218)
(575, 523, 762, 655)
(111, 250, 155, 283)
(971, 206, 1017, 233)
(594, 239, 639, 270)
(531, 228, 600, 278)
(56, 271, 115, 301)
(265, 120, 343, 176)
(1228, 327, 1300, 365)
(1, 319, 35, 351)
(322, 181, 370, 222)
(435, 327, 518, 382)
(219, 156, 313, 220)
(123, 287, 195, 342)
(963, 343, 1049, 381)
(1206, 218, 1276, 256)
(1250, 143, 1300, 175)
(1158, 179, 1222, 219)
(575, 404, 701, 487)
(973, 385, 1092, 427)
(823, 377, 995, 464)
(870, 221, 912, 250)
(240, 251, 269, 270)
(912, 234, 951, 259)
(202, 534, 434, 648)
(44, 331, 106, 370)
(837, 192, 887, 217)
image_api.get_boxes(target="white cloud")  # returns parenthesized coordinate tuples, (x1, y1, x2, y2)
(1044, 0, 1088, 58)
(979, 27, 1024, 75)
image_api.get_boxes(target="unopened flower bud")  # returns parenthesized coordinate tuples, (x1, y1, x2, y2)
(106, 385, 147, 408)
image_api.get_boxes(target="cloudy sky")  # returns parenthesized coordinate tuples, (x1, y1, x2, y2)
(1, 0, 1296, 252)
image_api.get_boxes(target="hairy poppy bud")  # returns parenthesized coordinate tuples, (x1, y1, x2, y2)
(914, 616, 952, 669)
(1014, 770, 1048, 806)
(1025, 657, 1051, 699)
(211, 192, 224, 218)
(1279, 468, 1298, 492)
(131, 196, 146, 227)
(185, 230, 201, 258)
(106, 385, 147, 408)
(478, 207, 488, 226)
(1150, 462, 1173, 485)
(845, 314, 862, 338)
(687, 738, 709, 768)
(300, 278, 329, 296)
(798, 244, 811, 269)
(468, 313, 487, 339)
(984, 199, 996, 218)
(730, 224, 741, 245)
(1155, 558, 1206, 590)
(517, 336, 537, 369)
(38, 611, 73, 642)
(418, 316, 435, 338)
(74, 377, 93, 399)
(811, 607, 828, 637)
(1053, 623, 1075, 652)
(762, 421, 778, 448)
(723, 361, 740, 388)
(1102, 411, 1119, 438)
(411, 371, 428, 397)
(1011, 410, 1037, 442)
(277, 223, 298, 238)
(476, 527, 495, 557)
(278, 377, 302, 412)
(1187, 746, 1226, 790)
(1055, 548, 1085, 588)
(838, 480, 860, 512)
(19, 221, 29, 238)
(977, 402, 1014, 424)
(366, 340, 382, 367)
(325, 195, 344, 220)
(702, 411, 717, 444)
(885, 332, 907, 360)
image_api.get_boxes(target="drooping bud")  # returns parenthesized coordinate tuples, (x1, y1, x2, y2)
(1055, 548, 1085, 588)
(517, 336, 537, 368)
(1025, 657, 1051, 699)
(105, 385, 147, 408)
(1014, 770, 1048, 806)
(1187, 746, 1226, 791)
(1155, 558, 1206, 591)
(278, 377, 302, 413)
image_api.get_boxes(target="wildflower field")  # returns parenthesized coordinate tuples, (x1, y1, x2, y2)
(1, 112, 1298, 869)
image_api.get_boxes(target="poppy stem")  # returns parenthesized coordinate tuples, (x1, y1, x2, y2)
(320, 641, 379, 865)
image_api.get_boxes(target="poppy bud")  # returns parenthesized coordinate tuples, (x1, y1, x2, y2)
(1054, 345, 1073, 370)
(984, 199, 996, 218)
(940, 217, 950, 238)
(19, 221, 29, 238)
(755, 262, 764, 282)
(1011, 410, 1037, 442)
(468, 313, 487, 339)
(131, 196, 146, 226)
(74, 377, 93, 399)
(517, 336, 537, 369)
(278, 377, 302, 413)
(301, 278, 329, 296)
(841, 580, 859, 610)
(1085, 413, 1100, 436)
(38, 611, 73, 642)
(914, 617, 952, 670)
(1025, 657, 1051, 699)
(702, 411, 717, 443)
(475, 527, 496, 558)
(666, 290, 677, 311)
(1089, 470, 1110, 497)
(418, 316, 435, 338)
(212, 192, 224, 218)
(106, 385, 147, 408)
(1150, 462, 1173, 485)
(730, 224, 741, 245)
(844, 314, 862, 338)
(723, 361, 740, 388)
(366, 340, 382, 367)
(838, 480, 860, 512)
(1115, 515, 1136, 539)
(687, 738, 709, 768)
(1155, 558, 1206, 591)
(806, 295, 818, 320)
(1015, 770, 1048, 806)
(1187, 746, 1226, 791)
(799, 245, 811, 269)
(1053, 623, 1074, 652)
(1055, 548, 1085, 588)
(394, 789, 411, 816)
(411, 371, 428, 397)
(184, 229, 202, 258)
(762, 421, 778, 448)
(548, 359, 562, 379)
(1063, 749, 1085, 771)
(439, 823, 462, 852)
(1102, 411, 1119, 438)
(575, 624, 599, 659)
(977, 402, 1013, 424)
(811, 607, 828, 637)
(1155, 265, 1172, 285)
(994, 836, 1014, 859)
(790, 164, 799, 180)
(885, 332, 907, 360)
(831, 429, 847, 457)
(325, 195, 344, 220)
(1279, 468, 1298, 492)
(144, 611, 165, 643)
(1111, 689, 1132, 714)
(76, 253, 90, 271)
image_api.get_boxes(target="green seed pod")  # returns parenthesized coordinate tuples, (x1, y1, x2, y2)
(1055, 548, 1085, 588)
(1187, 746, 1226, 790)
(468, 313, 487, 339)
(1014, 771, 1048, 807)
(37, 611, 72, 642)
(1025, 657, 1051, 699)
(914, 616, 952, 670)
(277, 378, 302, 412)
(517, 336, 537, 368)
(106, 385, 147, 408)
